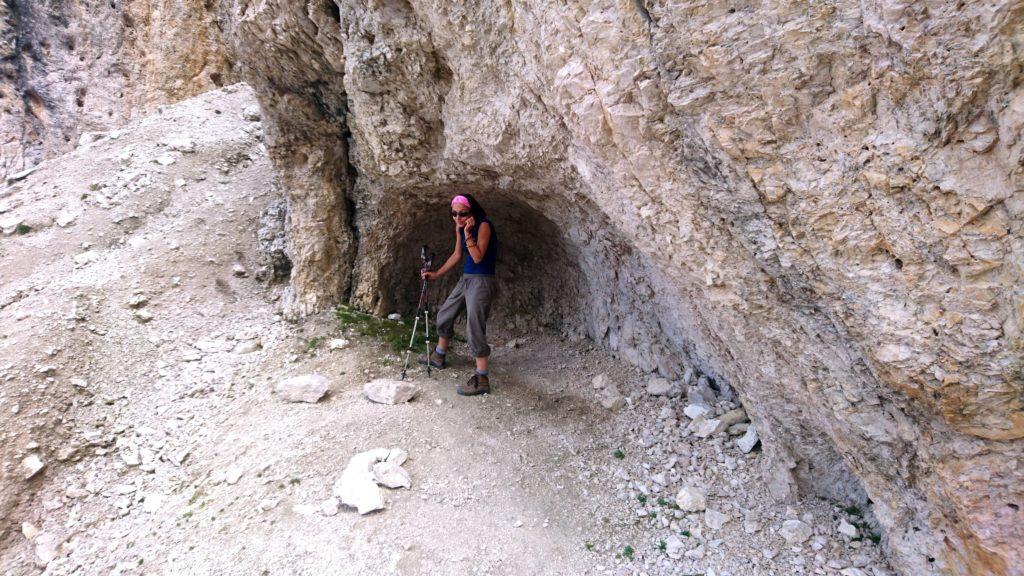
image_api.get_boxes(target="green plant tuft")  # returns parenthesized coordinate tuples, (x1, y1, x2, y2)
(336, 305, 426, 352)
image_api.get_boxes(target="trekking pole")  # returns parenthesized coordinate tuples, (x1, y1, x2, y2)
(400, 246, 434, 380)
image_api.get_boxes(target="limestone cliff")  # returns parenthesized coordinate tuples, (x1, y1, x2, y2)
(0, 0, 234, 176)
(220, 1, 1023, 574)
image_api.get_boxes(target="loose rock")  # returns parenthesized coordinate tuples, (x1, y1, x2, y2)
(363, 378, 420, 405)
(274, 374, 329, 403)
(780, 519, 813, 545)
(675, 486, 706, 512)
(22, 455, 45, 479)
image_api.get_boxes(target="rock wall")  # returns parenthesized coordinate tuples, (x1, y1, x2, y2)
(221, 2, 1023, 575)
(0, 0, 235, 177)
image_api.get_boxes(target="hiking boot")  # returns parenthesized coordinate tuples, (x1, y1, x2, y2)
(458, 373, 490, 396)
(418, 350, 447, 369)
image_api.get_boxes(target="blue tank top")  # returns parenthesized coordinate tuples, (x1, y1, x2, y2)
(460, 218, 498, 275)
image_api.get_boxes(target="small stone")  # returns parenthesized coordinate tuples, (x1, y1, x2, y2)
(838, 519, 859, 538)
(125, 294, 148, 308)
(675, 486, 706, 512)
(387, 313, 401, 321)
(165, 136, 196, 153)
(334, 451, 386, 514)
(327, 338, 350, 350)
(121, 449, 140, 467)
(363, 379, 420, 405)
(840, 569, 869, 576)
(718, 407, 748, 427)
(646, 377, 675, 396)
(155, 154, 176, 166)
(232, 263, 248, 277)
(274, 374, 329, 403)
(55, 212, 77, 227)
(683, 404, 711, 420)
(780, 519, 813, 545)
(505, 338, 520, 348)
(73, 251, 100, 265)
(22, 455, 45, 479)
(232, 339, 262, 354)
(704, 508, 730, 530)
(692, 417, 723, 438)
(134, 309, 153, 323)
(684, 544, 705, 559)
(737, 427, 759, 453)
(600, 393, 626, 411)
(320, 498, 340, 516)
(513, 519, 524, 527)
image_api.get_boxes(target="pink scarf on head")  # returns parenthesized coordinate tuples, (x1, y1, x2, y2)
(451, 195, 471, 209)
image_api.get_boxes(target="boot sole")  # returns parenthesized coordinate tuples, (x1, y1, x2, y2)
(456, 387, 490, 396)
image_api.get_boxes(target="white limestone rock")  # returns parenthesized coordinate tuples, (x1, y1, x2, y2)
(704, 508, 730, 530)
(737, 426, 760, 453)
(363, 379, 420, 405)
(333, 448, 410, 514)
(646, 377, 675, 396)
(22, 455, 45, 479)
(675, 486, 706, 512)
(274, 374, 329, 403)
(780, 519, 813, 545)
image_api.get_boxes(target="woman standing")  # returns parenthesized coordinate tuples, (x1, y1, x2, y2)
(419, 194, 499, 395)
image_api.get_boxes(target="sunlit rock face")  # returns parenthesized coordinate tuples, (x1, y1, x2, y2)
(7, 0, 1012, 573)
(0, 0, 234, 176)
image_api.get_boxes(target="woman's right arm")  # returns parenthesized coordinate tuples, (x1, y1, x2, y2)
(423, 226, 462, 280)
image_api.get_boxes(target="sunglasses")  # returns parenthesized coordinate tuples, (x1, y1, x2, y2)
(451, 211, 471, 218)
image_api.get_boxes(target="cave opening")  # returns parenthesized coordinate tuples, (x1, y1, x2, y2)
(349, 186, 689, 380)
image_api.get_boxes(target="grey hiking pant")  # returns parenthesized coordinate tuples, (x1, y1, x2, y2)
(435, 274, 498, 358)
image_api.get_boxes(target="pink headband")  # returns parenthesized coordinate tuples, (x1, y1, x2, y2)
(451, 195, 471, 209)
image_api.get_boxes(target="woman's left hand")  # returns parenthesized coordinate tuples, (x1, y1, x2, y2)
(463, 216, 476, 234)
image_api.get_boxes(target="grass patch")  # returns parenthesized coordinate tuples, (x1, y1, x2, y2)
(621, 545, 635, 561)
(613, 449, 625, 460)
(336, 305, 424, 353)
(658, 540, 667, 553)
(584, 542, 594, 551)
(636, 494, 647, 505)
(14, 223, 30, 234)
(305, 336, 325, 352)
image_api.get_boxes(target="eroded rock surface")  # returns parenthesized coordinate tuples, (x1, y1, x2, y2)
(0, 0, 234, 177)
(219, 2, 1023, 575)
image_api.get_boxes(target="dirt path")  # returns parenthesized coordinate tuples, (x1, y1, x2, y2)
(0, 84, 892, 576)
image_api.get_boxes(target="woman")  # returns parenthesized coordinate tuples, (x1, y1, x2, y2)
(419, 194, 499, 396)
